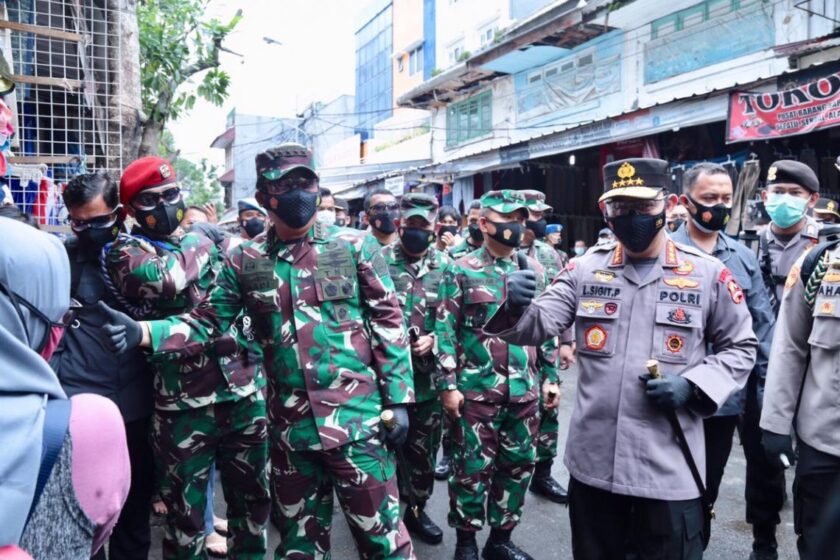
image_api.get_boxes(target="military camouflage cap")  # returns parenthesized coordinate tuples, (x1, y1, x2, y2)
(480, 190, 529, 215)
(600, 158, 668, 202)
(400, 192, 439, 223)
(255, 142, 317, 182)
(522, 189, 552, 212)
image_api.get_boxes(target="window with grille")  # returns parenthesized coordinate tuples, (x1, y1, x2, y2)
(446, 91, 492, 148)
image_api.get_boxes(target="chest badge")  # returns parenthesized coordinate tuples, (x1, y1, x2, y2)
(667, 307, 692, 325)
(663, 277, 699, 289)
(593, 270, 616, 282)
(665, 334, 685, 354)
(820, 301, 835, 315)
(584, 325, 607, 351)
(604, 302, 618, 315)
(673, 261, 695, 276)
(581, 300, 605, 314)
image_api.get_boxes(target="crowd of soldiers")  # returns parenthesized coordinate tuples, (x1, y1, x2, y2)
(46, 141, 840, 560)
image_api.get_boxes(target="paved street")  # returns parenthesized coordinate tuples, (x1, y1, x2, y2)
(150, 364, 799, 559)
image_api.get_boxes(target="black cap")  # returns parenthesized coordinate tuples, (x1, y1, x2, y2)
(601, 158, 669, 202)
(766, 160, 818, 193)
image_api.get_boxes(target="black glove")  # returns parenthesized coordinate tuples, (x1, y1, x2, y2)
(189, 221, 226, 246)
(381, 404, 409, 447)
(762, 430, 794, 470)
(98, 301, 143, 355)
(640, 372, 693, 410)
(506, 252, 537, 314)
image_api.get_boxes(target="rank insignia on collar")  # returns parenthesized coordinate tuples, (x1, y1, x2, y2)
(581, 300, 605, 314)
(785, 265, 800, 290)
(673, 261, 695, 276)
(665, 334, 685, 354)
(594, 270, 616, 282)
(584, 325, 607, 351)
(664, 240, 678, 266)
(663, 277, 699, 289)
(611, 244, 624, 266)
(667, 307, 691, 324)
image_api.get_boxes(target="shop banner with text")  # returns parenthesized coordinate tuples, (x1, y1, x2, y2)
(727, 71, 840, 143)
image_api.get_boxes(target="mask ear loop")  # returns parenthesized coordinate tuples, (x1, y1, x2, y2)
(0, 280, 37, 350)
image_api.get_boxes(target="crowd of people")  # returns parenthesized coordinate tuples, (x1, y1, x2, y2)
(2, 142, 840, 560)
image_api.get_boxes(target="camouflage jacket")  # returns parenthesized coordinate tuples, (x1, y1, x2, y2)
(524, 239, 567, 281)
(381, 243, 452, 403)
(362, 230, 394, 256)
(147, 222, 415, 451)
(105, 228, 263, 411)
(435, 246, 559, 403)
(449, 239, 481, 260)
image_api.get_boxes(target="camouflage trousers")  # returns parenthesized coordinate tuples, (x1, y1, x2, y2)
(448, 399, 539, 531)
(270, 436, 414, 559)
(398, 398, 443, 504)
(152, 392, 270, 560)
(536, 401, 559, 463)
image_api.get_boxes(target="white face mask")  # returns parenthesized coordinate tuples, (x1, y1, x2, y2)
(316, 209, 336, 227)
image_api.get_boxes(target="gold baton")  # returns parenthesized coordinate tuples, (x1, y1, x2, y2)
(380, 409, 397, 430)
(646, 359, 661, 379)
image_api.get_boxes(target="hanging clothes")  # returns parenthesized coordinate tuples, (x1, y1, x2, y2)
(726, 158, 761, 237)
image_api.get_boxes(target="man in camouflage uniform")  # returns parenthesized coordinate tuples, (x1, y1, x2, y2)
(362, 186, 400, 255)
(519, 189, 570, 505)
(99, 156, 269, 559)
(102, 144, 416, 560)
(450, 200, 483, 260)
(381, 193, 451, 545)
(436, 190, 561, 560)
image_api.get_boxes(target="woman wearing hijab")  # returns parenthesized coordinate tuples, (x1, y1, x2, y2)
(0, 217, 130, 559)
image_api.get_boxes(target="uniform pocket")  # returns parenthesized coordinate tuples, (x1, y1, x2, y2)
(463, 287, 498, 328)
(575, 300, 620, 358)
(809, 294, 840, 349)
(652, 303, 702, 365)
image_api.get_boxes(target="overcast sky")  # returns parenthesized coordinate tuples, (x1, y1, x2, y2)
(169, 0, 358, 165)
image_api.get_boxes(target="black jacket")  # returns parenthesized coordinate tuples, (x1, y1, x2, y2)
(51, 238, 153, 422)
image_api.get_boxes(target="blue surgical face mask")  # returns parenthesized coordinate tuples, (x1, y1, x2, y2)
(765, 193, 808, 229)
(574, 246, 586, 256)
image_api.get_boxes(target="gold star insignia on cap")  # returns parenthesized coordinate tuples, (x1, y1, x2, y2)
(767, 166, 777, 181)
(829, 201, 837, 211)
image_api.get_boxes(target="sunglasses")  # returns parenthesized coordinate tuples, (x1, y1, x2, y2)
(262, 176, 317, 196)
(132, 186, 182, 211)
(370, 203, 399, 213)
(69, 206, 122, 232)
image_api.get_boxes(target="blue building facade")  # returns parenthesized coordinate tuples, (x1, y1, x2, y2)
(355, 0, 393, 139)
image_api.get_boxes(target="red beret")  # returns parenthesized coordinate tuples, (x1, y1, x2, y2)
(119, 156, 177, 205)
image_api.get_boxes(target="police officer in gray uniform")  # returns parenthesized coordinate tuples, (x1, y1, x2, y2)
(484, 158, 757, 559)
(760, 238, 840, 558)
(748, 160, 821, 558)
(671, 162, 776, 550)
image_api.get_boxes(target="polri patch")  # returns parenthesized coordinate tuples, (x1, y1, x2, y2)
(665, 334, 685, 354)
(667, 307, 692, 325)
(584, 325, 607, 351)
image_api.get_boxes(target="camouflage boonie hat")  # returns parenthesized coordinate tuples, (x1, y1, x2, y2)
(522, 189, 552, 212)
(480, 190, 529, 215)
(400, 192, 439, 223)
(255, 142, 317, 182)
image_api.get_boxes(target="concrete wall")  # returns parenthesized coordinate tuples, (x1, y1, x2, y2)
(435, 0, 511, 72)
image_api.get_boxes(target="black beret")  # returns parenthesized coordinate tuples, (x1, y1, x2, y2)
(766, 160, 819, 193)
(601, 158, 669, 202)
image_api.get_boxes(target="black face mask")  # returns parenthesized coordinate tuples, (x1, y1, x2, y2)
(400, 227, 435, 255)
(267, 189, 319, 229)
(525, 218, 547, 239)
(607, 210, 665, 253)
(439, 225, 459, 239)
(135, 200, 185, 236)
(553, 242, 564, 251)
(687, 195, 731, 232)
(370, 211, 397, 234)
(77, 223, 121, 250)
(667, 219, 685, 233)
(468, 223, 483, 245)
(486, 219, 524, 248)
(241, 216, 266, 238)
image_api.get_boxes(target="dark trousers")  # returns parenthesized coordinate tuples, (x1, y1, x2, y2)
(741, 379, 787, 529)
(703, 415, 739, 507)
(568, 477, 704, 560)
(794, 442, 840, 559)
(92, 416, 155, 560)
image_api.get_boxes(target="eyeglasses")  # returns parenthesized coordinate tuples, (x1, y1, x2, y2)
(369, 203, 399, 213)
(261, 176, 317, 196)
(604, 197, 665, 217)
(69, 207, 121, 232)
(131, 186, 182, 211)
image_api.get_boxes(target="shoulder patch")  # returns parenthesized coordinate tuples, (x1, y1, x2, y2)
(728, 278, 744, 303)
(785, 265, 800, 291)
